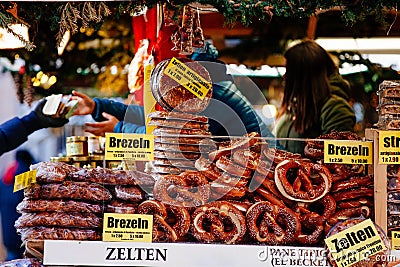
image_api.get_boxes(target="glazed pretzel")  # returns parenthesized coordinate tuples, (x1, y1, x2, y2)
(246, 201, 300, 245)
(137, 200, 190, 242)
(274, 159, 332, 202)
(190, 201, 247, 244)
(153, 170, 210, 207)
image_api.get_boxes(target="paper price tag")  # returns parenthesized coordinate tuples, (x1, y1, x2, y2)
(103, 213, 153, 242)
(378, 131, 400, 164)
(392, 231, 400, 250)
(13, 169, 37, 192)
(164, 57, 211, 100)
(105, 133, 154, 161)
(325, 219, 386, 267)
(324, 140, 372, 164)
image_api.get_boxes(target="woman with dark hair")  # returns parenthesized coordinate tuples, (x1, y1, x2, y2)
(273, 39, 356, 154)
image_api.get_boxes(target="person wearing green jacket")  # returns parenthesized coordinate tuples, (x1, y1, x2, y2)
(273, 39, 356, 155)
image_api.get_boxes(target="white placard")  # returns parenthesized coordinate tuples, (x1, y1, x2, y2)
(43, 240, 329, 267)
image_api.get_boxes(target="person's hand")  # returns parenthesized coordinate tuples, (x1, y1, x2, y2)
(84, 112, 119, 136)
(33, 99, 69, 128)
(71, 90, 96, 116)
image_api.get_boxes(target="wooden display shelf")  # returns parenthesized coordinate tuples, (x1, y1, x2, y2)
(365, 128, 388, 233)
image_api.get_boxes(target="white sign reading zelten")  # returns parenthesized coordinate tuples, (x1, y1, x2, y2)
(43, 240, 329, 267)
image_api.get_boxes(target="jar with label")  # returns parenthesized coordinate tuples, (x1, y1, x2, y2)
(106, 160, 123, 170)
(66, 136, 88, 157)
(71, 156, 90, 168)
(88, 136, 103, 155)
(89, 155, 104, 168)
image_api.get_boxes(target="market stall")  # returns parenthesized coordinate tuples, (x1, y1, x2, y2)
(1, 2, 400, 267)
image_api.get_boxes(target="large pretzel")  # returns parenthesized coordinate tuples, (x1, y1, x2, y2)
(274, 159, 332, 202)
(190, 201, 247, 244)
(153, 171, 210, 207)
(137, 200, 190, 242)
(246, 201, 300, 245)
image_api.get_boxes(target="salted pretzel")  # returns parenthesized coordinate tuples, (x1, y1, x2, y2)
(274, 159, 332, 202)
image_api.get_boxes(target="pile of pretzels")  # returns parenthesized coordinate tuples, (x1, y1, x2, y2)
(146, 130, 374, 245)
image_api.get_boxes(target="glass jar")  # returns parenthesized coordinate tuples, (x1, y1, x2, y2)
(88, 136, 103, 155)
(89, 155, 104, 168)
(66, 136, 88, 157)
(71, 156, 90, 168)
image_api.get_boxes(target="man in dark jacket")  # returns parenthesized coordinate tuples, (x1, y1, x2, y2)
(0, 99, 69, 156)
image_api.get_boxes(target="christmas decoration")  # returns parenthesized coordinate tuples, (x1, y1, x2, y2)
(0, 1, 397, 50)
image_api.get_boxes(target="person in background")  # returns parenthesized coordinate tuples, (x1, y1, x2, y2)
(0, 149, 35, 260)
(0, 99, 69, 157)
(273, 39, 356, 154)
(71, 43, 277, 142)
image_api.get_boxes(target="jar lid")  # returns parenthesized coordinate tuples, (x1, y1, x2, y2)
(67, 136, 88, 142)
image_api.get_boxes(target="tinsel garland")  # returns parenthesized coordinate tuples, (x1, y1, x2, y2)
(0, 1, 397, 50)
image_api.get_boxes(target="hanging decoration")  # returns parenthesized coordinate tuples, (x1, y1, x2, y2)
(179, 6, 195, 55)
(192, 8, 205, 52)
(0, 1, 397, 51)
(167, 5, 206, 55)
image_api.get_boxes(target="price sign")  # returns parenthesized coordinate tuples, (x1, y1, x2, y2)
(324, 140, 372, 164)
(164, 57, 211, 100)
(105, 133, 154, 161)
(14, 169, 37, 192)
(103, 213, 153, 242)
(392, 231, 400, 250)
(379, 131, 400, 164)
(325, 219, 386, 267)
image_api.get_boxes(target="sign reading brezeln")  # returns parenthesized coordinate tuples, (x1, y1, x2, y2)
(105, 133, 154, 161)
(103, 213, 153, 242)
(324, 140, 372, 164)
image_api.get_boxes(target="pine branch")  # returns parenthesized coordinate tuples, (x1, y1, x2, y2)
(82, 2, 98, 26)
(56, 2, 81, 47)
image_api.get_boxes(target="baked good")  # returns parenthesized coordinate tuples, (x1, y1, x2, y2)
(150, 58, 212, 113)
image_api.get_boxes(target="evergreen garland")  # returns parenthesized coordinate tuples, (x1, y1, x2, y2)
(0, 1, 397, 49)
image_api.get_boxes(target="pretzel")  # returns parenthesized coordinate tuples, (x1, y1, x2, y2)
(208, 132, 260, 161)
(296, 212, 325, 245)
(153, 170, 210, 207)
(191, 201, 247, 244)
(215, 156, 252, 179)
(246, 201, 300, 245)
(137, 200, 190, 242)
(274, 160, 332, 202)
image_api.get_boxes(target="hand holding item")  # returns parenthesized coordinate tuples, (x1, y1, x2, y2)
(71, 90, 96, 116)
(84, 112, 119, 136)
(34, 99, 69, 128)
